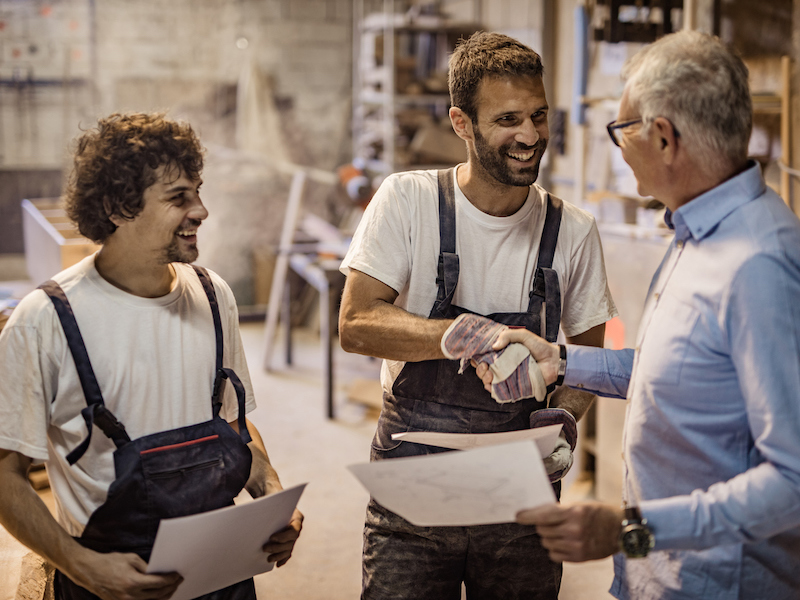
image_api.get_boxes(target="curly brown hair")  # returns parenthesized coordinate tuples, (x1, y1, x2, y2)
(448, 31, 544, 123)
(64, 112, 204, 243)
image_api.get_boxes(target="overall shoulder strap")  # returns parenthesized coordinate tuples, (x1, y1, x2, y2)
(191, 265, 251, 445)
(191, 265, 223, 374)
(529, 194, 563, 301)
(431, 168, 460, 317)
(528, 194, 564, 343)
(38, 280, 130, 464)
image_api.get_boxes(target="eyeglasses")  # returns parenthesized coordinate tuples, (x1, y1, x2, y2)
(606, 118, 643, 147)
(606, 117, 681, 147)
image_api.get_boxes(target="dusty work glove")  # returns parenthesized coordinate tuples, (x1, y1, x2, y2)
(542, 434, 573, 482)
(441, 314, 547, 403)
(531, 408, 578, 482)
(441, 313, 507, 365)
(473, 344, 547, 404)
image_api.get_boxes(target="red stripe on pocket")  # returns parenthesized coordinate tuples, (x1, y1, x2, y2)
(140, 434, 219, 455)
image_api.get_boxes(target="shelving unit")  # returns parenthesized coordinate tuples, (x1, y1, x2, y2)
(352, 0, 479, 175)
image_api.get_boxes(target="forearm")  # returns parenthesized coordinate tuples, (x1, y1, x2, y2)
(230, 419, 283, 498)
(0, 451, 93, 583)
(340, 297, 450, 362)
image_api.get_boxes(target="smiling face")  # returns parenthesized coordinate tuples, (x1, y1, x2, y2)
(112, 163, 208, 265)
(468, 75, 549, 187)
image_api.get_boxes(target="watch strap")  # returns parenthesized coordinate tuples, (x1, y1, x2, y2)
(623, 505, 642, 523)
(555, 344, 566, 387)
(546, 344, 567, 395)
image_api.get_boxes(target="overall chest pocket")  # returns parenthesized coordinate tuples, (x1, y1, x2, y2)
(141, 434, 228, 519)
(638, 295, 701, 386)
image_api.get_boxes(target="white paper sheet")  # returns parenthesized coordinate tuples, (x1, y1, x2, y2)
(391, 424, 562, 456)
(146, 483, 306, 600)
(348, 441, 555, 526)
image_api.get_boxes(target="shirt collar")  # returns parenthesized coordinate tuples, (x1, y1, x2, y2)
(664, 160, 765, 243)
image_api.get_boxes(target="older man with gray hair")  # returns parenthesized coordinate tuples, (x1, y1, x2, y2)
(478, 30, 800, 599)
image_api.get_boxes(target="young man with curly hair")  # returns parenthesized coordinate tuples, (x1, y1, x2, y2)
(0, 113, 302, 600)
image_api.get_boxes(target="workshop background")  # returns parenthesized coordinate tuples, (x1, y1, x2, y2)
(0, 1, 798, 599)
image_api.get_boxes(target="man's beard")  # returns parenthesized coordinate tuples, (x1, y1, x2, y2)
(473, 125, 547, 187)
(164, 242, 199, 264)
(162, 236, 199, 264)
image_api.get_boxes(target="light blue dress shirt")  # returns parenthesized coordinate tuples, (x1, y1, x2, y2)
(566, 162, 800, 599)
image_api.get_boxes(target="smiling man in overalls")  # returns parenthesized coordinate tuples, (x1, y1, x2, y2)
(0, 113, 302, 600)
(339, 32, 617, 600)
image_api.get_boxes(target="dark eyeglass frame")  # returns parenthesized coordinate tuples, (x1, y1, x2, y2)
(606, 118, 643, 147)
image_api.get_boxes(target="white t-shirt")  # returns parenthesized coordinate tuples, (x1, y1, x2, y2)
(341, 166, 618, 392)
(0, 255, 256, 536)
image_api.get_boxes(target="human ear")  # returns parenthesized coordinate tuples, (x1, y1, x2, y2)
(104, 197, 125, 227)
(449, 107, 474, 142)
(653, 117, 678, 165)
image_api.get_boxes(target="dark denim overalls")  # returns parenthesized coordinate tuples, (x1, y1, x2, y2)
(40, 266, 257, 600)
(363, 169, 564, 600)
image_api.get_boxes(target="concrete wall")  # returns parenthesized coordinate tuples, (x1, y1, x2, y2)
(0, 0, 354, 304)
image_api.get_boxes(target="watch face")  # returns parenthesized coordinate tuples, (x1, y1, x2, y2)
(621, 524, 653, 558)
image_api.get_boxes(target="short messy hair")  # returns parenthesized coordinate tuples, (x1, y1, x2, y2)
(64, 112, 204, 243)
(448, 31, 544, 122)
(622, 30, 752, 175)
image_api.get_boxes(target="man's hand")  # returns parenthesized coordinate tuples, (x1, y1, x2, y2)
(517, 502, 623, 562)
(475, 328, 560, 390)
(71, 550, 182, 600)
(263, 508, 303, 567)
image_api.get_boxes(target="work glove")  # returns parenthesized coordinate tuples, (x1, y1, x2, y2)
(440, 313, 506, 364)
(542, 434, 573, 482)
(440, 314, 547, 403)
(474, 344, 547, 404)
(530, 408, 578, 482)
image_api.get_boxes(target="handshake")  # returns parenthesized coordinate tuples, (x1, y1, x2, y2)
(440, 313, 551, 404)
(440, 313, 577, 482)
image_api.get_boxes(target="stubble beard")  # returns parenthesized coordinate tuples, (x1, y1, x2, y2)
(163, 238, 199, 264)
(473, 125, 547, 187)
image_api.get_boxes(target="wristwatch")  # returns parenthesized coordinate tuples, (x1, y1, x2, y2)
(619, 506, 654, 558)
(555, 344, 566, 387)
(546, 345, 567, 395)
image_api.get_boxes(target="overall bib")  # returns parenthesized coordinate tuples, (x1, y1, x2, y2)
(363, 170, 564, 600)
(40, 266, 257, 600)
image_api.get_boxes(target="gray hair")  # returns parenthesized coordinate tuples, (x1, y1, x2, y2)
(622, 30, 751, 175)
